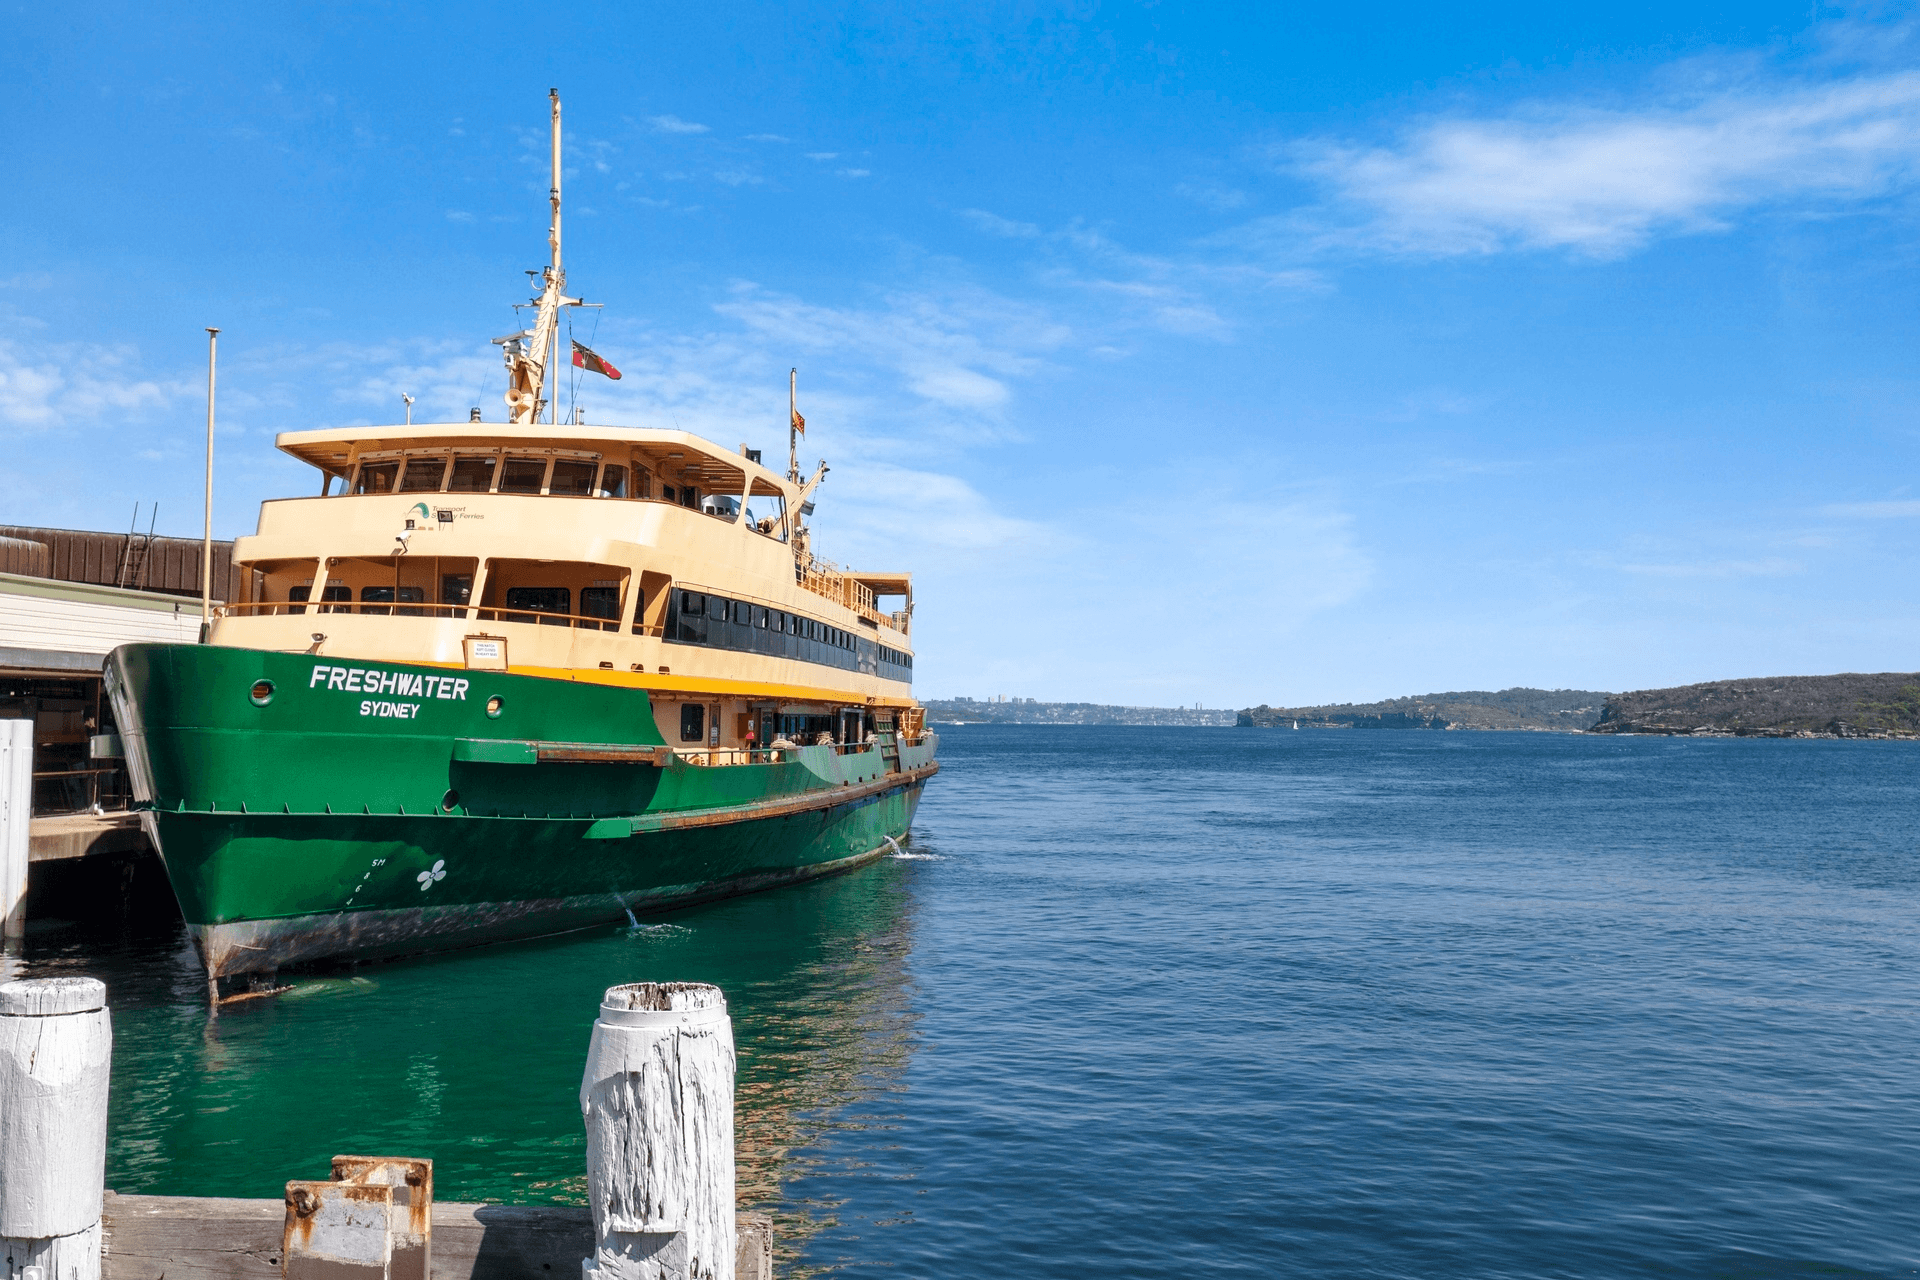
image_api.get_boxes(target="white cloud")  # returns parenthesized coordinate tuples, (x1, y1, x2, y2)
(804, 152, 839, 161)
(1291, 69, 1920, 257)
(960, 209, 1040, 239)
(836, 168, 870, 179)
(445, 210, 474, 223)
(713, 170, 764, 187)
(746, 133, 789, 143)
(712, 283, 1068, 414)
(0, 336, 180, 430)
(648, 114, 710, 135)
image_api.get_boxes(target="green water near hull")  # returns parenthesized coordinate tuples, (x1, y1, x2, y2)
(35, 856, 918, 1268)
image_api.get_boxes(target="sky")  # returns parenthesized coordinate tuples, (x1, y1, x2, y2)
(7, 2, 1920, 707)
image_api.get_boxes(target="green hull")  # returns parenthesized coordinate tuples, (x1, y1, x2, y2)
(104, 643, 937, 977)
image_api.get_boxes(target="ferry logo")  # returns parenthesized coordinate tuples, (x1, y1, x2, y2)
(417, 859, 447, 891)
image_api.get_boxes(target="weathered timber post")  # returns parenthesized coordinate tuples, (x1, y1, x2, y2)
(0, 977, 111, 1280)
(0, 719, 32, 942)
(580, 983, 736, 1280)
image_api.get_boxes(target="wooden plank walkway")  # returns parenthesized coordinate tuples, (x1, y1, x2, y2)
(100, 1193, 773, 1279)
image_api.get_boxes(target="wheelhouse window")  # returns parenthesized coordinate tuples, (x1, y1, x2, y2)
(360, 585, 426, 617)
(353, 461, 399, 495)
(441, 574, 472, 606)
(581, 584, 621, 621)
(597, 465, 628, 498)
(399, 456, 448, 493)
(679, 703, 705, 743)
(549, 459, 597, 497)
(289, 584, 351, 613)
(480, 559, 628, 630)
(504, 586, 570, 616)
(448, 455, 497, 493)
(499, 457, 548, 494)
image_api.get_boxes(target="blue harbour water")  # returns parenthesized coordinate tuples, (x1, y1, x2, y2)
(15, 726, 1920, 1277)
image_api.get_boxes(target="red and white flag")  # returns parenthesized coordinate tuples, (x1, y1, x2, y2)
(571, 341, 622, 380)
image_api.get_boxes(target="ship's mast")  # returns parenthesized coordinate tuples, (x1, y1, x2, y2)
(495, 89, 579, 424)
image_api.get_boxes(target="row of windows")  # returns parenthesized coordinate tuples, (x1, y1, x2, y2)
(342, 454, 716, 510)
(665, 590, 912, 682)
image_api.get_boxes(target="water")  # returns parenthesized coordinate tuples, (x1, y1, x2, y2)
(14, 727, 1920, 1277)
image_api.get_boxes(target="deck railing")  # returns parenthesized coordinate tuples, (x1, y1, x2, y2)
(220, 601, 622, 631)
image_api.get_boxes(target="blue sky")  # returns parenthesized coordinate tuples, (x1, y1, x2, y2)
(8, 2, 1920, 706)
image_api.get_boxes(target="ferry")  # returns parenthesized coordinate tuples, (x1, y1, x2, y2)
(103, 92, 936, 995)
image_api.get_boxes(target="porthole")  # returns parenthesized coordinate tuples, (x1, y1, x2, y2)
(441, 789, 460, 813)
(485, 695, 504, 718)
(249, 679, 275, 707)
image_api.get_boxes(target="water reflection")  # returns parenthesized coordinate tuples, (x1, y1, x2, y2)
(8, 850, 925, 1276)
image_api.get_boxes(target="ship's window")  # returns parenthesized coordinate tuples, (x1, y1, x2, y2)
(291, 585, 352, 614)
(754, 607, 770, 628)
(680, 591, 705, 616)
(597, 465, 628, 498)
(448, 456, 497, 493)
(680, 703, 705, 743)
(500, 457, 548, 494)
(505, 585, 569, 613)
(733, 600, 751, 625)
(353, 462, 399, 495)
(441, 575, 472, 606)
(681, 488, 699, 509)
(661, 485, 676, 503)
(581, 586, 620, 621)
(549, 459, 597, 497)
(399, 457, 448, 493)
(360, 585, 426, 617)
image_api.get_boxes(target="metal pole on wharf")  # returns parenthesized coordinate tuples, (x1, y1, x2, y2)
(0, 720, 30, 943)
(0, 977, 111, 1280)
(200, 326, 218, 644)
(580, 982, 739, 1280)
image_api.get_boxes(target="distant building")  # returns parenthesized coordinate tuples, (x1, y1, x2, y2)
(0, 525, 240, 817)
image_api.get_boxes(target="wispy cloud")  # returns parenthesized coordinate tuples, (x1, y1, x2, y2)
(0, 334, 182, 430)
(1820, 498, 1920, 517)
(1288, 68, 1920, 257)
(1618, 557, 1802, 579)
(746, 133, 789, 143)
(961, 209, 1041, 239)
(648, 114, 710, 135)
(713, 283, 1069, 413)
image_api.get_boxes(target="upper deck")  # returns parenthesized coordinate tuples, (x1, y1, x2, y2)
(212, 421, 917, 709)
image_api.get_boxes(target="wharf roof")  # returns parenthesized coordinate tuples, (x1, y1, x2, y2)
(276, 423, 794, 499)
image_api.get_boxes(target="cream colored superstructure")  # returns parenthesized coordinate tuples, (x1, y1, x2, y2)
(212, 421, 920, 750)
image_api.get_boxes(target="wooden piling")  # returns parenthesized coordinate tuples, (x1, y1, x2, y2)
(0, 976, 112, 1280)
(0, 719, 32, 942)
(580, 983, 737, 1280)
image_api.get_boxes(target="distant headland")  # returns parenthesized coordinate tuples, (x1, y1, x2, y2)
(1588, 672, 1920, 738)
(925, 697, 1236, 726)
(1238, 688, 1607, 732)
(1237, 674, 1920, 738)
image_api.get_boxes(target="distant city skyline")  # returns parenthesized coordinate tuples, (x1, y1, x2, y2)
(8, 3, 1920, 705)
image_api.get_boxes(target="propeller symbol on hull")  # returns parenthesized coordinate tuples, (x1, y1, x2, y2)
(417, 859, 447, 891)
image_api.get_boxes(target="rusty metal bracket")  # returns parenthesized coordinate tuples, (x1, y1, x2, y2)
(282, 1156, 432, 1280)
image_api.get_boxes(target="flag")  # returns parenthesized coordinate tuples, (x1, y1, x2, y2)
(571, 341, 622, 380)
(791, 406, 806, 435)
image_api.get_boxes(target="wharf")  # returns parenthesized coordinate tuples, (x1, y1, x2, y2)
(99, 1194, 774, 1280)
(30, 811, 147, 863)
